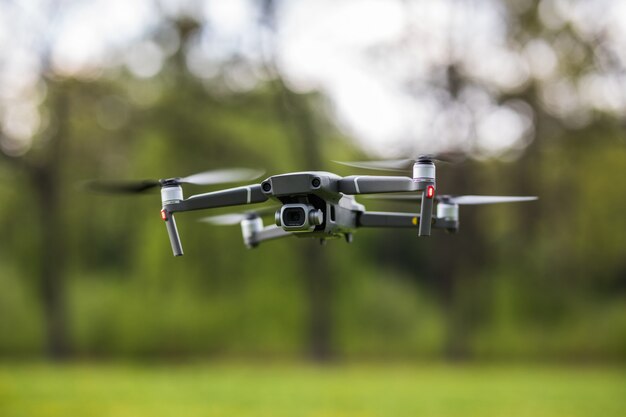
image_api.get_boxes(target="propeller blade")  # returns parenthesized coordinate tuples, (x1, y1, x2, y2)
(199, 213, 249, 225)
(81, 179, 160, 194)
(199, 206, 279, 226)
(446, 195, 538, 205)
(82, 168, 264, 195)
(180, 168, 265, 186)
(417, 152, 465, 163)
(365, 194, 538, 205)
(334, 153, 464, 172)
(333, 159, 414, 172)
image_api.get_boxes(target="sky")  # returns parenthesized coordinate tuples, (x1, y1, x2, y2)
(1, 0, 625, 158)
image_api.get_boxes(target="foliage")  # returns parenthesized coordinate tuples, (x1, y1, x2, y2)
(0, 2, 625, 362)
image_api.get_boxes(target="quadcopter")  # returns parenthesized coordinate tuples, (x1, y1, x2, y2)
(86, 156, 537, 256)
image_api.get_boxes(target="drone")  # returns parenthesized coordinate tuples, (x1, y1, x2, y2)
(86, 156, 537, 256)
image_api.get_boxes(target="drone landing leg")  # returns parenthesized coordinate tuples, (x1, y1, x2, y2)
(418, 188, 434, 236)
(161, 210, 183, 256)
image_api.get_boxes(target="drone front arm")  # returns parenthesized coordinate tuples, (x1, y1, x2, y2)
(337, 176, 423, 194)
(159, 184, 268, 256)
(356, 211, 457, 232)
(165, 184, 268, 213)
(338, 176, 436, 236)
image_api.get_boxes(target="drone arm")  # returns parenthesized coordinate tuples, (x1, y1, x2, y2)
(419, 189, 435, 236)
(356, 211, 457, 231)
(158, 184, 268, 256)
(337, 176, 422, 194)
(246, 225, 292, 248)
(338, 176, 436, 235)
(165, 184, 268, 213)
(161, 209, 184, 256)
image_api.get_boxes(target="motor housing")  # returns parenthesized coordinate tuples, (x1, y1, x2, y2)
(161, 185, 183, 205)
(412, 161, 436, 182)
(437, 203, 459, 222)
(241, 217, 263, 248)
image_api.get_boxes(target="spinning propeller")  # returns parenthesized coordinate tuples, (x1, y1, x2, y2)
(334, 153, 464, 236)
(367, 193, 538, 223)
(366, 194, 538, 205)
(83, 167, 265, 256)
(333, 153, 463, 172)
(199, 206, 279, 226)
(83, 168, 265, 194)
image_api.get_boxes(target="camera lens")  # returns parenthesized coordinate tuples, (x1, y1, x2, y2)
(282, 207, 306, 227)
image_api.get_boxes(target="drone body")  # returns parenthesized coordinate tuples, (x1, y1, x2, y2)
(86, 157, 537, 256)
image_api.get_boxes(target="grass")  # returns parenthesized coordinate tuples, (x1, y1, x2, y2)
(0, 362, 624, 417)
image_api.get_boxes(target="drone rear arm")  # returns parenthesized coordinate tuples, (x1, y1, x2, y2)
(160, 184, 268, 256)
(357, 211, 457, 232)
(245, 225, 292, 248)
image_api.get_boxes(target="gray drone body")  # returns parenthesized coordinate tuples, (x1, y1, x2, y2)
(86, 158, 537, 256)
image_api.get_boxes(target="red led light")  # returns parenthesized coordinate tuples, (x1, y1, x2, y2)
(426, 185, 435, 199)
(160, 209, 168, 221)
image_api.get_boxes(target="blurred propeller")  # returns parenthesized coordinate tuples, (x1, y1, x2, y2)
(441, 195, 538, 205)
(365, 194, 538, 205)
(333, 153, 464, 172)
(83, 168, 265, 194)
(199, 206, 279, 226)
(333, 158, 415, 172)
(180, 169, 264, 186)
(82, 179, 160, 194)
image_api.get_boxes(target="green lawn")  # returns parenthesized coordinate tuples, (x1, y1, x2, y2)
(0, 363, 624, 417)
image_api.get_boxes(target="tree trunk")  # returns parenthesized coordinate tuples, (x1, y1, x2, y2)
(433, 162, 484, 361)
(261, 0, 333, 361)
(29, 86, 71, 359)
(301, 241, 333, 361)
(32, 165, 70, 359)
(272, 79, 334, 361)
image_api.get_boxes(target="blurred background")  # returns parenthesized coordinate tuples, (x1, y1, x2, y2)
(0, 0, 625, 414)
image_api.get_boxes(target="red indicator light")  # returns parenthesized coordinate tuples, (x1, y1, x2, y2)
(160, 209, 168, 221)
(426, 185, 435, 199)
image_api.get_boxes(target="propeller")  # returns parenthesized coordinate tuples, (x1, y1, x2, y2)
(440, 195, 538, 205)
(199, 206, 279, 226)
(365, 194, 538, 205)
(333, 153, 464, 172)
(83, 168, 265, 194)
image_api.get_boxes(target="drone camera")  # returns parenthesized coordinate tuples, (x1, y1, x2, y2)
(276, 204, 323, 231)
(283, 206, 306, 227)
